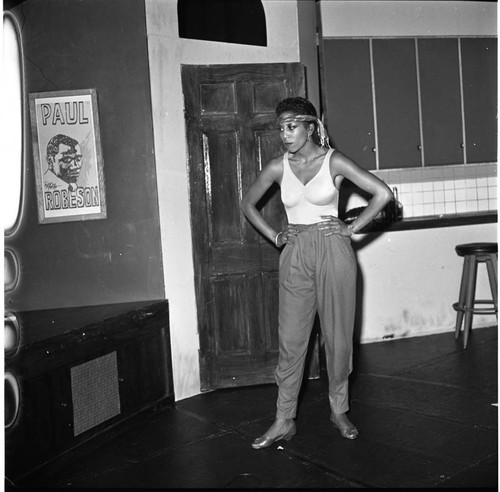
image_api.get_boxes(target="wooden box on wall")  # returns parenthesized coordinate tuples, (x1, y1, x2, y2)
(5, 300, 173, 483)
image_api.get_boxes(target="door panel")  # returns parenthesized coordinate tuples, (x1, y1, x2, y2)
(256, 130, 287, 241)
(322, 39, 376, 170)
(373, 39, 422, 169)
(182, 63, 319, 391)
(212, 275, 256, 355)
(202, 131, 241, 243)
(262, 272, 280, 352)
(418, 38, 464, 165)
(461, 37, 497, 164)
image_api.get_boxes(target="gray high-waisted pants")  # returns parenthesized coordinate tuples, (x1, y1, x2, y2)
(275, 222, 357, 419)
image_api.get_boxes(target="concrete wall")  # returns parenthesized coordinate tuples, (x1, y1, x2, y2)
(319, 0, 497, 38)
(353, 223, 497, 344)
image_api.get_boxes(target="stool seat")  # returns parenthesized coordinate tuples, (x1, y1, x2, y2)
(453, 242, 498, 349)
(456, 243, 498, 256)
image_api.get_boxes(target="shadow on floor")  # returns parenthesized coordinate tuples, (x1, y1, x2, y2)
(9, 326, 498, 489)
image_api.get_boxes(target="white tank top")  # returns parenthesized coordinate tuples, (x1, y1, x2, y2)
(280, 148, 339, 225)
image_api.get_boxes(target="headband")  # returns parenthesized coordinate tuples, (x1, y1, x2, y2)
(277, 113, 331, 148)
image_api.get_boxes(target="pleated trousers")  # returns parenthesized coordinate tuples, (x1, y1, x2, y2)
(275, 223, 357, 419)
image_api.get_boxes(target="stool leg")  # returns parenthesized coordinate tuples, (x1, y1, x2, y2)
(485, 253, 498, 320)
(455, 255, 472, 339)
(463, 254, 478, 349)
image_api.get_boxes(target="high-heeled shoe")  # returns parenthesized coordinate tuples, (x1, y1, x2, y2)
(330, 414, 358, 440)
(251, 421, 297, 450)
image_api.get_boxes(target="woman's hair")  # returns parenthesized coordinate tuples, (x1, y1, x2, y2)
(275, 97, 317, 118)
(275, 97, 330, 147)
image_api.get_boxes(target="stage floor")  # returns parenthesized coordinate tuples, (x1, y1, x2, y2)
(12, 325, 497, 489)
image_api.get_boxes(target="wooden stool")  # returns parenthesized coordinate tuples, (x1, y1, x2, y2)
(453, 242, 498, 349)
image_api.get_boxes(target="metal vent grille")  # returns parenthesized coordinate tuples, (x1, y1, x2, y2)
(71, 351, 121, 436)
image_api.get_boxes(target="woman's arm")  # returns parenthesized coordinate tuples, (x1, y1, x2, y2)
(241, 158, 283, 245)
(323, 150, 393, 236)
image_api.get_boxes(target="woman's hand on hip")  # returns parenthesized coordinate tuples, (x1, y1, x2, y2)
(276, 225, 299, 246)
(319, 215, 352, 237)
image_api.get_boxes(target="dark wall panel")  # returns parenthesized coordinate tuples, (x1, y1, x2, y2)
(6, 0, 165, 314)
(373, 39, 421, 169)
(322, 39, 376, 170)
(461, 37, 498, 164)
(418, 38, 464, 165)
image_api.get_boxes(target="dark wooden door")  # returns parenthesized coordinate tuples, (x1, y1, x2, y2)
(182, 63, 320, 391)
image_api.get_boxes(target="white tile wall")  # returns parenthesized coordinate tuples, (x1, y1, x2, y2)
(346, 163, 497, 219)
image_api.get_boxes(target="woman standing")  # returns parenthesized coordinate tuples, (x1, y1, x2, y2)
(241, 97, 393, 449)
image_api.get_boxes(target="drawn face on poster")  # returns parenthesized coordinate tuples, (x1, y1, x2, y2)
(29, 90, 106, 224)
(45, 134, 83, 191)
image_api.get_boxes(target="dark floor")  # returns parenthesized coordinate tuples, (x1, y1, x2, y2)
(10, 326, 498, 489)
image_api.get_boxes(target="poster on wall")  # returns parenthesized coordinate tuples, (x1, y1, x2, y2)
(29, 89, 107, 224)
